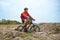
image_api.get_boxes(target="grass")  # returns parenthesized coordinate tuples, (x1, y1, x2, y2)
(20, 33, 32, 38)
(5, 37, 10, 40)
(6, 26, 10, 29)
(56, 27, 60, 32)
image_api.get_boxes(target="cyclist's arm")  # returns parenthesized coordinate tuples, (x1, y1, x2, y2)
(27, 13, 34, 20)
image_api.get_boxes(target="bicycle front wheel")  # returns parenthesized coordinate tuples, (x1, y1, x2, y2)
(29, 24, 40, 33)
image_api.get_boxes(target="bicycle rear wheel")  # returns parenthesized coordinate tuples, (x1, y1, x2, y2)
(15, 25, 24, 32)
(29, 24, 40, 33)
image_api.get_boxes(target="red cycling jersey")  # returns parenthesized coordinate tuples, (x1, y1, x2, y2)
(20, 10, 33, 20)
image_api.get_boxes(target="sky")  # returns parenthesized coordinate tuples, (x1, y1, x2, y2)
(0, 0, 60, 23)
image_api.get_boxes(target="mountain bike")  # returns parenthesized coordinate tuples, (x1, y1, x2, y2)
(15, 18, 40, 33)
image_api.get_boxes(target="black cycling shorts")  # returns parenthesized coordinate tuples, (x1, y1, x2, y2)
(22, 19, 24, 24)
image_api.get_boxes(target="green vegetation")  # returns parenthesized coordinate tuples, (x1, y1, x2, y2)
(5, 37, 10, 40)
(0, 19, 21, 24)
(20, 33, 32, 38)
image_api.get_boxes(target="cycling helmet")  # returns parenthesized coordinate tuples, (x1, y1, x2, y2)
(24, 8, 28, 10)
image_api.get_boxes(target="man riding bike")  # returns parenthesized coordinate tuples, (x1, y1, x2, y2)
(20, 8, 35, 32)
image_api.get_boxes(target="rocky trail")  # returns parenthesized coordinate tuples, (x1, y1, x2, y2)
(0, 23, 60, 40)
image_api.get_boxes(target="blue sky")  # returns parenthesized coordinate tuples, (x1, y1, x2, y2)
(0, 0, 60, 23)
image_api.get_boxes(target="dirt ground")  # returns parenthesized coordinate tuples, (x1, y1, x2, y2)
(0, 23, 60, 40)
(0, 24, 20, 31)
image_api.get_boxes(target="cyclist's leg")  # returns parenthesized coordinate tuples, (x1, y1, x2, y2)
(27, 20, 33, 29)
(23, 19, 27, 26)
(27, 24, 31, 29)
(23, 19, 28, 32)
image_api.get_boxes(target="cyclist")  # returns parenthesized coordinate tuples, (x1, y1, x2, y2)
(20, 8, 35, 32)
